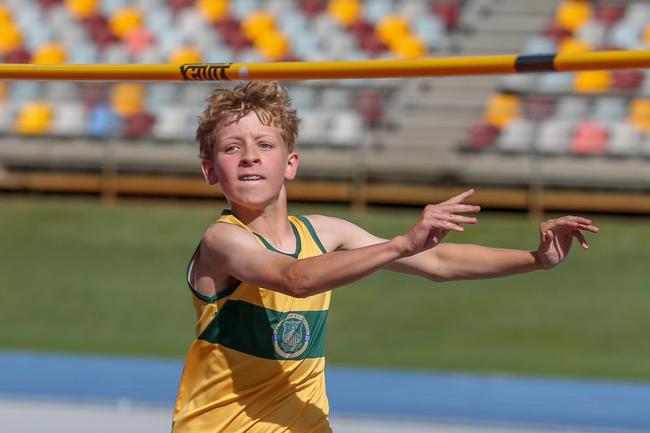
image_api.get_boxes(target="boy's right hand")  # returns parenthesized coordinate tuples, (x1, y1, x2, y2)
(398, 189, 480, 257)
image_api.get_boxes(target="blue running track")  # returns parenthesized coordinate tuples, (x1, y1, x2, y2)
(1, 351, 649, 432)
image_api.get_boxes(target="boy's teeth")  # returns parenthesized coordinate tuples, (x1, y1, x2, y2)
(241, 175, 262, 181)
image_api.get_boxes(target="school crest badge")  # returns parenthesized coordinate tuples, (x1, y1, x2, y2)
(273, 313, 311, 359)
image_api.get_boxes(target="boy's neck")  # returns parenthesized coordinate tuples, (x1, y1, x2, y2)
(228, 189, 293, 247)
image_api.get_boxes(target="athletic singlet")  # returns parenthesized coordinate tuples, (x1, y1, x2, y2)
(172, 210, 332, 433)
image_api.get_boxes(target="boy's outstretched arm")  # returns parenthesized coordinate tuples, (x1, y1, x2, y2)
(311, 191, 599, 282)
(389, 214, 598, 282)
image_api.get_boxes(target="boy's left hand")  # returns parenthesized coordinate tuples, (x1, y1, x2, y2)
(536, 216, 599, 269)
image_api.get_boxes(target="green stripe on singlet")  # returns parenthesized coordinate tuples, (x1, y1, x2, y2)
(198, 300, 328, 360)
(295, 215, 327, 254)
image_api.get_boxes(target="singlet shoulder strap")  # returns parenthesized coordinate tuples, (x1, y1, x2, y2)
(293, 215, 328, 254)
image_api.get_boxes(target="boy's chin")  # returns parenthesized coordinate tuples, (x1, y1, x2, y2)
(230, 196, 279, 212)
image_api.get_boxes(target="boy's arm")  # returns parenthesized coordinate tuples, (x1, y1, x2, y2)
(313, 214, 598, 282)
(197, 194, 477, 298)
(199, 222, 406, 298)
(310, 216, 535, 281)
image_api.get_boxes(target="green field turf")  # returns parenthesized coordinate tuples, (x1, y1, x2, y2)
(1, 196, 649, 381)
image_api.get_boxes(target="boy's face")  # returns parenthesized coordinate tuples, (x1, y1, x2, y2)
(201, 111, 298, 210)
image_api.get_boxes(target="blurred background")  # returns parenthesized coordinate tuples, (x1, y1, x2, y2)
(1, 0, 650, 432)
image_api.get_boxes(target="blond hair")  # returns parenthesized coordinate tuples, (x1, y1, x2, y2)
(196, 81, 300, 160)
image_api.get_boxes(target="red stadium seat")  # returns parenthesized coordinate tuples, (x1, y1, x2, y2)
(542, 22, 572, 44)
(216, 16, 251, 53)
(432, 0, 460, 30)
(3, 46, 31, 63)
(124, 111, 155, 139)
(612, 70, 645, 92)
(570, 120, 608, 155)
(37, 0, 61, 10)
(83, 13, 117, 49)
(465, 119, 499, 151)
(169, 0, 194, 15)
(523, 97, 556, 122)
(594, 3, 625, 28)
(358, 31, 387, 57)
(355, 89, 384, 127)
(300, 0, 327, 19)
(81, 82, 107, 109)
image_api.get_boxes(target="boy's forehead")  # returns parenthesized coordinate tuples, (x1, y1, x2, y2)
(217, 112, 283, 137)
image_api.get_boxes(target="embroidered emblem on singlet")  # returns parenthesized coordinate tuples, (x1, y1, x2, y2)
(273, 313, 311, 359)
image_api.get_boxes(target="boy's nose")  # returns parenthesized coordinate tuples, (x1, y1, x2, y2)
(240, 148, 261, 166)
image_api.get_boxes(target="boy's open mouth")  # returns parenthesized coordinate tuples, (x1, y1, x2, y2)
(239, 175, 265, 181)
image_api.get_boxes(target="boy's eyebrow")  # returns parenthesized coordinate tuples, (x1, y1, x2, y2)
(218, 132, 280, 142)
(253, 133, 281, 140)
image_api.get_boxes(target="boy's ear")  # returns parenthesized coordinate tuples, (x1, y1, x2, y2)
(201, 159, 219, 185)
(284, 152, 299, 181)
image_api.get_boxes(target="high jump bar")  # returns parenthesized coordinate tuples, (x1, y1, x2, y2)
(0, 50, 648, 82)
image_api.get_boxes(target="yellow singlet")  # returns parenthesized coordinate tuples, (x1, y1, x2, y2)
(172, 210, 332, 433)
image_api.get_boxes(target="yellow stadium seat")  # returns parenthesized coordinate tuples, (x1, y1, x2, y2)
(0, 22, 22, 55)
(110, 83, 145, 117)
(0, 6, 13, 25)
(557, 37, 591, 54)
(110, 7, 143, 39)
(255, 30, 289, 61)
(573, 70, 612, 93)
(169, 46, 203, 65)
(197, 0, 228, 23)
(376, 15, 410, 46)
(483, 93, 520, 128)
(64, 0, 98, 20)
(242, 11, 275, 43)
(390, 34, 426, 59)
(555, 0, 592, 32)
(327, 0, 361, 27)
(32, 42, 67, 64)
(16, 101, 54, 135)
(628, 99, 650, 132)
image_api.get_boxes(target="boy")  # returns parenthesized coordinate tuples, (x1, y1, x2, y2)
(171, 81, 598, 432)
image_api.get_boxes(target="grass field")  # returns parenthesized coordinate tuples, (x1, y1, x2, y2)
(1, 196, 649, 381)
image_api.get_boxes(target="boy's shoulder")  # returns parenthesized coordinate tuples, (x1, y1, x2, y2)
(200, 220, 256, 257)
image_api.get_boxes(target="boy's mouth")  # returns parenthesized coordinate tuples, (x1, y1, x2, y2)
(239, 175, 265, 181)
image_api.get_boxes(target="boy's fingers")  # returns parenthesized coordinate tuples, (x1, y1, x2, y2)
(577, 224, 600, 233)
(574, 230, 589, 249)
(560, 216, 599, 233)
(443, 214, 478, 224)
(434, 204, 481, 214)
(440, 189, 475, 205)
(446, 222, 465, 232)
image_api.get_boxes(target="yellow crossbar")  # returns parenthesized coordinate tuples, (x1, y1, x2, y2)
(0, 50, 648, 82)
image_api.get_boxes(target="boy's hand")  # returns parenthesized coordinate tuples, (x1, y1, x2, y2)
(400, 189, 480, 257)
(536, 216, 599, 269)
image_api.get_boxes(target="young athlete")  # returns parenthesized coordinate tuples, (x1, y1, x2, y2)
(171, 81, 599, 432)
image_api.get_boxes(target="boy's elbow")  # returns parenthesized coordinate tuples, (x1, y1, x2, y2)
(283, 269, 311, 298)
(426, 273, 448, 283)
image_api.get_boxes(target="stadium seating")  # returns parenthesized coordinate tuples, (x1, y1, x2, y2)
(0, 0, 648, 195)
(0, 0, 470, 148)
(470, 0, 650, 160)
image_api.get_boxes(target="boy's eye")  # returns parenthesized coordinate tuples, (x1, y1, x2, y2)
(259, 142, 273, 150)
(224, 145, 239, 153)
